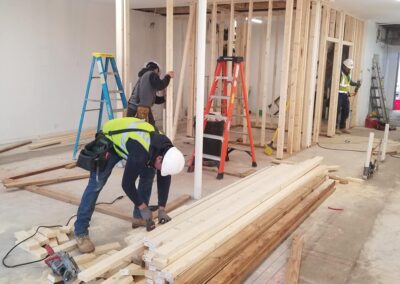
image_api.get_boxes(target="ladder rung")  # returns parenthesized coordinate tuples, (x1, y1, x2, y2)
(86, 99, 103, 102)
(211, 96, 230, 100)
(85, 108, 101, 112)
(109, 90, 123, 94)
(113, 108, 125, 113)
(203, 134, 224, 141)
(203, 154, 221, 161)
(205, 114, 227, 120)
(92, 76, 100, 79)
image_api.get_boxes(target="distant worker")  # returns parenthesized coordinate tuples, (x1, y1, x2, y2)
(336, 58, 361, 134)
(74, 117, 185, 253)
(127, 61, 174, 126)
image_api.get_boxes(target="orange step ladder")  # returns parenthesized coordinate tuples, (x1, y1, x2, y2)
(188, 56, 257, 179)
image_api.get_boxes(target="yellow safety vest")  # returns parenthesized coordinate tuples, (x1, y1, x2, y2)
(339, 72, 351, 93)
(102, 117, 155, 159)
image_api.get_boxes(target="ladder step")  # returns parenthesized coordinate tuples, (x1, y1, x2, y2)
(203, 134, 224, 141)
(92, 76, 100, 79)
(211, 96, 230, 100)
(205, 114, 227, 120)
(203, 154, 221, 161)
(109, 90, 123, 94)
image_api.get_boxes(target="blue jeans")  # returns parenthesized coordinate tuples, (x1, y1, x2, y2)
(74, 153, 155, 236)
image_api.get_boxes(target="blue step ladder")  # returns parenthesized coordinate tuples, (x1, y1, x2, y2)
(73, 52, 128, 159)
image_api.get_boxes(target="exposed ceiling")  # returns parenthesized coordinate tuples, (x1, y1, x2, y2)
(129, 0, 400, 24)
(330, 0, 400, 24)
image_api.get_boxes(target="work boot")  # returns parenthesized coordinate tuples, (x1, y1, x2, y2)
(340, 128, 351, 134)
(335, 129, 342, 135)
(132, 218, 146, 229)
(76, 235, 95, 253)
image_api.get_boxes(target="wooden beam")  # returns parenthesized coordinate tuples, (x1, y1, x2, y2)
(286, 0, 305, 154)
(209, 1, 218, 93)
(285, 235, 305, 284)
(186, 5, 196, 137)
(0, 140, 32, 154)
(260, 0, 273, 146)
(312, 5, 330, 143)
(4, 161, 73, 180)
(166, 0, 174, 138)
(327, 11, 345, 137)
(276, 0, 294, 159)
(301, 0, 322, 148)
(293, 0, 311, 152)
(4, 173, 90, 189)
(172, 4, 195, 140)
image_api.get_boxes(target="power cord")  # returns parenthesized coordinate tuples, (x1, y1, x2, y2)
(2, 195, 125, 268)
(317, 140, 382, 153)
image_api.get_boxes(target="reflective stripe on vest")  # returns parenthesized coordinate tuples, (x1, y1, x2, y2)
(339, 72, 351, 93)
(102, 118, 155, 159)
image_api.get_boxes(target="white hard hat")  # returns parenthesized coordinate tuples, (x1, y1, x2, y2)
(161, 147, 185, 176)
(343, 58, 354, 69)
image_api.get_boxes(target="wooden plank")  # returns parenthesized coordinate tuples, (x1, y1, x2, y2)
(94, 242, 122, 255)
(276, 0, 294, 159)
(53, 239, 77, 253)
(4, 161, 73, 180)
(0, 140, 32, 154)
(56, 232, 70, 244)
(176, 179, 334, 283)
(312, 5, 330, 143)
(28, 141, 61, 150)
(301, 0, 322, 148)
(293, 0, 312, 152)
(286, 0, 305, 154)
(208, 180, 335, 283)
(260, 0, 273, 146)
(209, 0, 218, 94)
(120, 263, 145, 276)
(166, 0, 174, 138)
(4, 173, 90, 189)
(161, 170, 327, 281)
(284, 235, 304, 284)
(73, 253, 97, 265)
(186, 5, 196, 137)
(327, 11, 345, 136)
(172, 4, 195, 141)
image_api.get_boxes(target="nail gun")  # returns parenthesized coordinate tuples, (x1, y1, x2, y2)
(44, 245, 79, 283)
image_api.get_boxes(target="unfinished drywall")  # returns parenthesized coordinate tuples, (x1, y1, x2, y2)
(384, 45, 400, 110)
(0, 0, 116, 144)
(357, 20, 387, 125)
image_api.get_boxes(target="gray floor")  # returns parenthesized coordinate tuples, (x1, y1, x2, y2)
(0, 127, 399, 284)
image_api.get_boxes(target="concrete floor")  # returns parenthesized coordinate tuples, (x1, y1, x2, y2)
(0, 127, 399, 283)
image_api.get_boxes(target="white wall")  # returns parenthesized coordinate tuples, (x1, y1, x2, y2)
(0, 0, 115, 144)
(356, 20, 388, 125)
(383, 45, 400, 109)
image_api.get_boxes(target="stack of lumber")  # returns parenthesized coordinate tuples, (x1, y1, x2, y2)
(76, 157, 336, 283)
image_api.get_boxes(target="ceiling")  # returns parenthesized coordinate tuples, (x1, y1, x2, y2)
(129, 0, 400, 24)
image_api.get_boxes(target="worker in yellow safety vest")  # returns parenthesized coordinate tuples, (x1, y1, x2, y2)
(74, 117, 185, 253)
(337, 58, 361, 134)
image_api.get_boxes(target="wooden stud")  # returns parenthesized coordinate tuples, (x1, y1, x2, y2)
(172, 4, 195, 140)
(312, 5, 330, 143)
(301, 0, 322, 148)
(0, 140, 32, 154)
(94, 242, 122, 255)
(327, 11, 345, 137)
(5, 161, 73, 180)
(287, 0, 305, 154)
(166, 0, 174, 138)
(209, 1, 218, 94)
(186, 5, 196, 137)
(259, 1, 273, 146)
(3, 173, 90, 189)
(276, 0, 294, 159)
(285, 235, 305, 284)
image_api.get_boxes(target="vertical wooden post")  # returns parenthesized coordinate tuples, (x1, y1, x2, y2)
(276, 0, 294, 159)
(227, 0, 235, 123)
(301, 0, 322, 148)
(172, 5, 195, 141)
(209, 1, 218, 93)
(312, 5, 330, 143)
(166, 0, 174, 138)
(260, 0, 273, 146)
(293, 0, 311, 152)
(327, 11, 345, 137)
(287, 0, 305, 154)
(186, 5, 196, 137)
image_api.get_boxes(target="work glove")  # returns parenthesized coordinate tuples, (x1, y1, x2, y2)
(140, 207, 155, 231)
(356, 80, 361, 88)
(135, 106, 150, 121)
(158, 209, 172, 224)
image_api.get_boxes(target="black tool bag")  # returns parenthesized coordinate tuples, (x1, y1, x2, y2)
(77, 131, 114, 172)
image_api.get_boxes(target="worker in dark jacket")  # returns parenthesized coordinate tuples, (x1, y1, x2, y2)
(336, 58, 361, 134)
(74, 117, 185, 253)
(127, 61, 174, 126)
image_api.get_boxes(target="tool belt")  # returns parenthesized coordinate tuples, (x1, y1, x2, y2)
(77, 131, 114, 172)
(135, 106, 150, 122)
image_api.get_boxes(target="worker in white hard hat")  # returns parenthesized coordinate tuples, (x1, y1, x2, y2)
(74, 117, 185, 253)
(337, 58, 361, 134)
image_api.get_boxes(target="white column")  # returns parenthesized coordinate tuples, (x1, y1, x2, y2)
(363, 132, 374, 179)
(380, 123, 390, 162)
(194, 0, 207, 200)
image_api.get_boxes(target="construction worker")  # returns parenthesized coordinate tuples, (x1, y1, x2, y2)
(74, 117, 185, 253)
(336, 58, 361, 134)
(127, 61, 174, 126)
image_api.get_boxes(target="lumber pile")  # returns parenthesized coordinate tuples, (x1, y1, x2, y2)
(75, 157, 336, 283)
